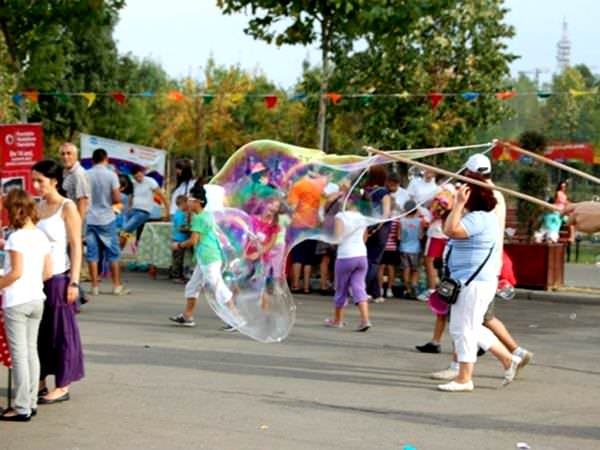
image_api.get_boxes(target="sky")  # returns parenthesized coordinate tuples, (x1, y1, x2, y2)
(113, 0, 600, 89)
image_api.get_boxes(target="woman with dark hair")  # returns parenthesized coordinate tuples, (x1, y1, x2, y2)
(437, 176, 522, 392)
(31, 160, 85, 404)
(169, 159, 195, 217)
(553, 180, 569, 212)
(363, 165, 392, 303)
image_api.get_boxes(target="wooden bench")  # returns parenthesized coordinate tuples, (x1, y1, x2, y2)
(505, 207, 578, 261)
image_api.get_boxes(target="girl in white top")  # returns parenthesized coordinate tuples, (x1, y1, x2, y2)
(32, 160, 85, 404)
(169, 160, 195, 216)
(324, 208, 372, 331)
(0, 189, 52, 421)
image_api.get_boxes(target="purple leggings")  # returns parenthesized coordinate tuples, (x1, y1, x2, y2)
(334, 256, 369, 309)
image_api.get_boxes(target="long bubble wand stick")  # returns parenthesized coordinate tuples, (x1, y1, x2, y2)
(365, 146, 560, 212)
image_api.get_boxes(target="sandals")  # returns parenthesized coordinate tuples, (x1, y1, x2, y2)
(0, 408, 31, 422)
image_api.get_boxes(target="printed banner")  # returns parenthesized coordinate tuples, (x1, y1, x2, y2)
(0, 123, 44, 169)
(80, 133, 166, 186)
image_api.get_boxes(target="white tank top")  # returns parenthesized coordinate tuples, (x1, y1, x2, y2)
(37, 199, 71, 275)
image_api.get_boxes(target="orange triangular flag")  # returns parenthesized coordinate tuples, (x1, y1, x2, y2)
(264, 95, 278, 109)
(23, 90, 39, 103)
(428, 92, 444, 110)
(111, 91, 126, 105)
(326, 92, 343, 105)
(167, 90, 184, 102)
(496, 91, 517, 100)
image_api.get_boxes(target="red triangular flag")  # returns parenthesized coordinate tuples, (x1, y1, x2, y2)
(111, 91, 126, 105)
(326, 92, 343, 105)
(496, 91, 517, 100)
(428, 92, 444, 110)
(264, 95, 278, 109)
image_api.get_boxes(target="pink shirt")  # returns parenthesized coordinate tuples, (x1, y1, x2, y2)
(555, 191, 568, 211)
(248, 216, 280, 262)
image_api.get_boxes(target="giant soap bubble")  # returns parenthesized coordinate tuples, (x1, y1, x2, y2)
(202, 140, 471, 342)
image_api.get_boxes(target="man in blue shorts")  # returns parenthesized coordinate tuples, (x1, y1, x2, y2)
(85, 148, 129, 296)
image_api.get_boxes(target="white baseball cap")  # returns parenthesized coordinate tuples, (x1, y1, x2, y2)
(465, 153, 491, 175)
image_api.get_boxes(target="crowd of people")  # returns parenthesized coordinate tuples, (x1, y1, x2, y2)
(2, 141, 600, 421)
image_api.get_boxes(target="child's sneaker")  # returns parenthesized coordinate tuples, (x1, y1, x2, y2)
(169, 313, 196, 327)
(355, 320, 372, 332)
(324, 318, 344, 328)
(417, 288, 435, 302)
(112, 285, 130, 296)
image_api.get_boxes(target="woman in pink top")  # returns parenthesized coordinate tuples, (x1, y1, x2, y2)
(554, 180, 568, 211)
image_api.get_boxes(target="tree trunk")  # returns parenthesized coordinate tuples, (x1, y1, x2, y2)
(195, 93, 205, 177)
(318, 16, 330, 152)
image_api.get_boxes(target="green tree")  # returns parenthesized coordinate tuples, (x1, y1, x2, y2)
(0, 0, 127, 147)
(216, 0, 367, 150)
(542, 67, 592, 142)
(325, 0, 515, 155)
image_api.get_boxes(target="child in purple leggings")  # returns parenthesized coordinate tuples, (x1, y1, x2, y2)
(324, 209, 372, 332)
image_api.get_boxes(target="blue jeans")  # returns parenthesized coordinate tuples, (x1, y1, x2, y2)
(122, 209, 150, 234)
(86, 220, 121, 262)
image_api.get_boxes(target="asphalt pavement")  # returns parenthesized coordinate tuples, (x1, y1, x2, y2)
(1, 272, 599, 450)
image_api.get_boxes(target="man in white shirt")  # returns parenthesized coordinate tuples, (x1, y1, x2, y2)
(407, 168, 440, 206)
(121, 166, 169, 243)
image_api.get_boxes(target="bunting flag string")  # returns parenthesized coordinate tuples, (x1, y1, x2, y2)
(6, 88, 600, 110)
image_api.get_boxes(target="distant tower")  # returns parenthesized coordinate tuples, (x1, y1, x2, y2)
(556, 19, 571, 71)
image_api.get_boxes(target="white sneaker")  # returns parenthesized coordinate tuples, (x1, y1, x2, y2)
(515, 349, 533, 370)
(437, 380, 474, 392)
(112, 285, 131, 296)
(385, 288, 393, 298)
(503, 355, 522, 386)
(417, 289, 435, 302)
(373, 297, 385, 304)
(90, 286, 100, 296)
(430, 367, 459, 380)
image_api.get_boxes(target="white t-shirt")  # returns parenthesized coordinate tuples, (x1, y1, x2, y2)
(407, 178, 440, 205)
(391, 188, 411, 212)
(427, 218, 447, 239)
(132, 176, 159, 213)
(335, 211, 370, 259)
(2, 228, 51, 308)
(169, 179, 195, 215)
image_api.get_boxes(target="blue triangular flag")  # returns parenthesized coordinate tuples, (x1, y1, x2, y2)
(12, 94, 24, 105)
(461, 92, 480, 101)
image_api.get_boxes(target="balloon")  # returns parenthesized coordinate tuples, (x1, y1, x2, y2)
(203, 140, 437, 342)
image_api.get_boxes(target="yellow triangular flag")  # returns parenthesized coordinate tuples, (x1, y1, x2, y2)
(229, 93, 244, 104)
(80, 92, 97, 108)
(569, 88, 598, 97)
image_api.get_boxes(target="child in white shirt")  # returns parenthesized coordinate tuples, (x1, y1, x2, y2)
(0, 189, 52, 421)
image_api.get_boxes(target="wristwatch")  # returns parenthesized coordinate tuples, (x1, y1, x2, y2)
(69, 282, 80, 288)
